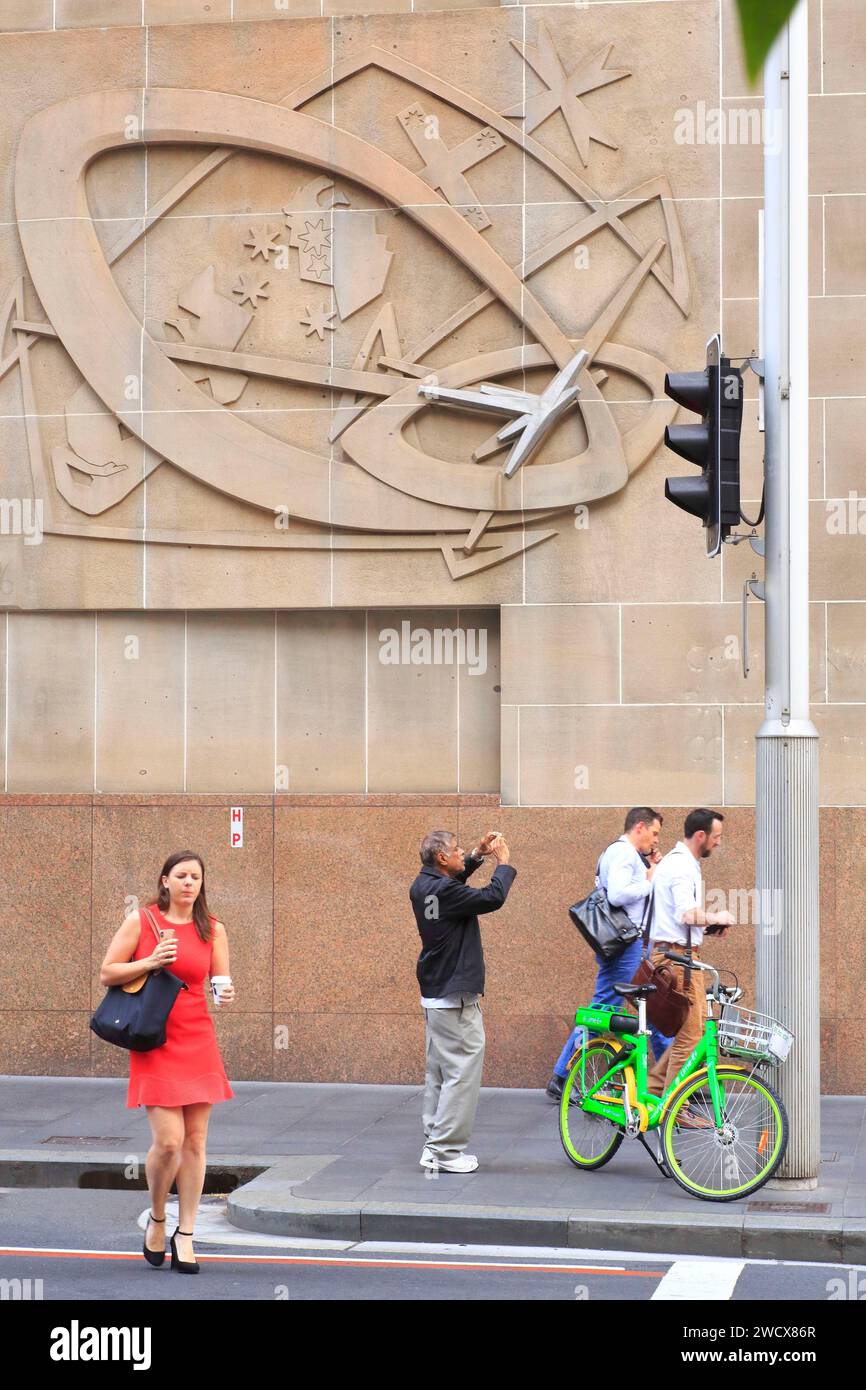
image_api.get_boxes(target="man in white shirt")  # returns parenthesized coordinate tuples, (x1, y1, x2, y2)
(647, 808, 735, 1098)
(547, 807, 670, 1101)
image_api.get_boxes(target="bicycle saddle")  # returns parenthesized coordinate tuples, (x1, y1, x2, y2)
(613, 983, 658, 999)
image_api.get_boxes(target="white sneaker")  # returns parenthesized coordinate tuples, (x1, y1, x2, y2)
(420, 1151, 479, 1173)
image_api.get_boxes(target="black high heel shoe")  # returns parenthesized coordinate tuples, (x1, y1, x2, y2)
(142, 1212, 166, 1267)
(170, 1226, 200, 1274)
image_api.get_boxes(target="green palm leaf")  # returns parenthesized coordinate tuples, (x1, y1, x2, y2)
(736, 0, 801, 82)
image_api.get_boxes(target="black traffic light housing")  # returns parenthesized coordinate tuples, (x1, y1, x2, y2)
(663, 333, 743, 557)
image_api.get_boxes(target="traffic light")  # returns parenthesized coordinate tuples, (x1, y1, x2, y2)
(663, 333, 743, 557)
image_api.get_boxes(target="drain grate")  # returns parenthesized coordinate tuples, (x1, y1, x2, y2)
(42, 1136, 128, 1145)
(747, 1200, 830, 1214)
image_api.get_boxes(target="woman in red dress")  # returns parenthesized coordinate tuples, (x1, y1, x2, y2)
(99, 850, 235, 1274)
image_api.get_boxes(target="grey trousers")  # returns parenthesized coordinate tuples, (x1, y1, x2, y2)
(422, 1000, 485, 1161)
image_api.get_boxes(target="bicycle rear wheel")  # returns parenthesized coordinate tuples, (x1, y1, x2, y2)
(661, 1068, 788, 1201)
(559, 1040, 624, 1170)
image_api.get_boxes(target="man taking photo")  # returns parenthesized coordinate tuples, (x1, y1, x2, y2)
(410, 829, 516, 1174)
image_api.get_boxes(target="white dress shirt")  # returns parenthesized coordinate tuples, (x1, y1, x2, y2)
(597, 836, 652, 929)
(649, 840, 704, 948)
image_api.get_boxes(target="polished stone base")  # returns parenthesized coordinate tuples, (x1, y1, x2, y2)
(0, 794, 855, 1091)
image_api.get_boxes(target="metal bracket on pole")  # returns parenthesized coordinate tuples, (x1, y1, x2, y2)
(724, 530, 764, 552)
(750, 354, 766, 433)
(742, 576, 765, 678)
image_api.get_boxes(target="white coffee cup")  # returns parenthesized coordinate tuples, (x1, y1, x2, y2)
(211, 975, 232, 1006)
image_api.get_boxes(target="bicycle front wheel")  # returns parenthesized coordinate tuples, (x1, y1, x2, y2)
(661, 1068, 788, 1201)
(559, 1040, 625, 1171)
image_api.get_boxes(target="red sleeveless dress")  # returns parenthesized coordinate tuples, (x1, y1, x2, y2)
(126, 903, 235, 1109)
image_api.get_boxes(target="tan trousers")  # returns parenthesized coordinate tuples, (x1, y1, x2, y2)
(422, 1000, 485, 1161)
(647, 947, 706, 1097)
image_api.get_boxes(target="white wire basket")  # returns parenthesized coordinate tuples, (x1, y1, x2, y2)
(718, 1003, 794, 1064)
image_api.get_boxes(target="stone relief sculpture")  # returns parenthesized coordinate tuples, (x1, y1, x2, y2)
(0, 30, 691, 578)
(504, 28, 631, 167)
(166, 265, 252, 406)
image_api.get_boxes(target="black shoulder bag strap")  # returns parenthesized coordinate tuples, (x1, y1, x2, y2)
(640, 883, 654, 957)
(597, 840, 624, 888)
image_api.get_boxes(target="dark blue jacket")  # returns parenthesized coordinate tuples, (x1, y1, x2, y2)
(410, 854, 517, 998)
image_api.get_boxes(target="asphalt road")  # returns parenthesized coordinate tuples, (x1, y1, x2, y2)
(1, 1188, 864, 1305)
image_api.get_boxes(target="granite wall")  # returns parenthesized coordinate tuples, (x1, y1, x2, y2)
(0, 796, 857, 1092)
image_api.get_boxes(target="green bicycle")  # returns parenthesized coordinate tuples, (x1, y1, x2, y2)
(559, 951, 793, 1201)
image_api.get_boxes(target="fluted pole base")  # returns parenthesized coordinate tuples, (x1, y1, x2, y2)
(755, 726, 820, 1179)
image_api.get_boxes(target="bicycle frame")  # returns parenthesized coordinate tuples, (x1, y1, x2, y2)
(570, 1004, 730, 1130)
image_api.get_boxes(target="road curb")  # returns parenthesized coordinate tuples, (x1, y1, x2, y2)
(3, 1148, 862, 1265)
(223, 1157, 866, 1264)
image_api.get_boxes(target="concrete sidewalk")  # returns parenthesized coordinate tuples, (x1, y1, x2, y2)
(2, 1077, 865, 1263)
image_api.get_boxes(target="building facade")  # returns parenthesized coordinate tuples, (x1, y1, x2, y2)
(0, 0, 863, 1090)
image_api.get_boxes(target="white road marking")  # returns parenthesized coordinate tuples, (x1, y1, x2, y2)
(356, 1241, 752, 1269)
(3, 1231, 864, 1285)
(651, 1259, 745, 1300)
(356, 1241, 636, 1262)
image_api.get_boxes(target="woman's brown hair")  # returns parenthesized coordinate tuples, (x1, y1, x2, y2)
(150, 850, 214, 943)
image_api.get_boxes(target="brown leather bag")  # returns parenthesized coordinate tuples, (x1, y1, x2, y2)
(631, 893, 693, 1035)
(121, 907, 162, 995)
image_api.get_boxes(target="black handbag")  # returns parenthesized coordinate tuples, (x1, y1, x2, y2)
(568, 845, 643, 961)
(90, 906, 188, 1052)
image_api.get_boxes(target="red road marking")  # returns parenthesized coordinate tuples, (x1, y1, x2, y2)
(0, 1246, 663, 1276)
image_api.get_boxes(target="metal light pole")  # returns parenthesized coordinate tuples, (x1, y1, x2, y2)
(755, 0, 820, 1181)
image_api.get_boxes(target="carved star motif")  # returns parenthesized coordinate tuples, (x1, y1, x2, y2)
(463, 206, 489, 230)
(503, 26, 630, 167)
(300, 303, 337, 340)
(243, 225, 284, 261)
(297, 218, 332, 256)
(401, 104, 427, 129)
(475, 127, 501, 152)
(306, 250, 330, 280)
(232, 272, 270, 308)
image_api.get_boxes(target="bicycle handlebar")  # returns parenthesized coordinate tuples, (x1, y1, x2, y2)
(663, 951, 690, 966)
(662, 950, 722, 997)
